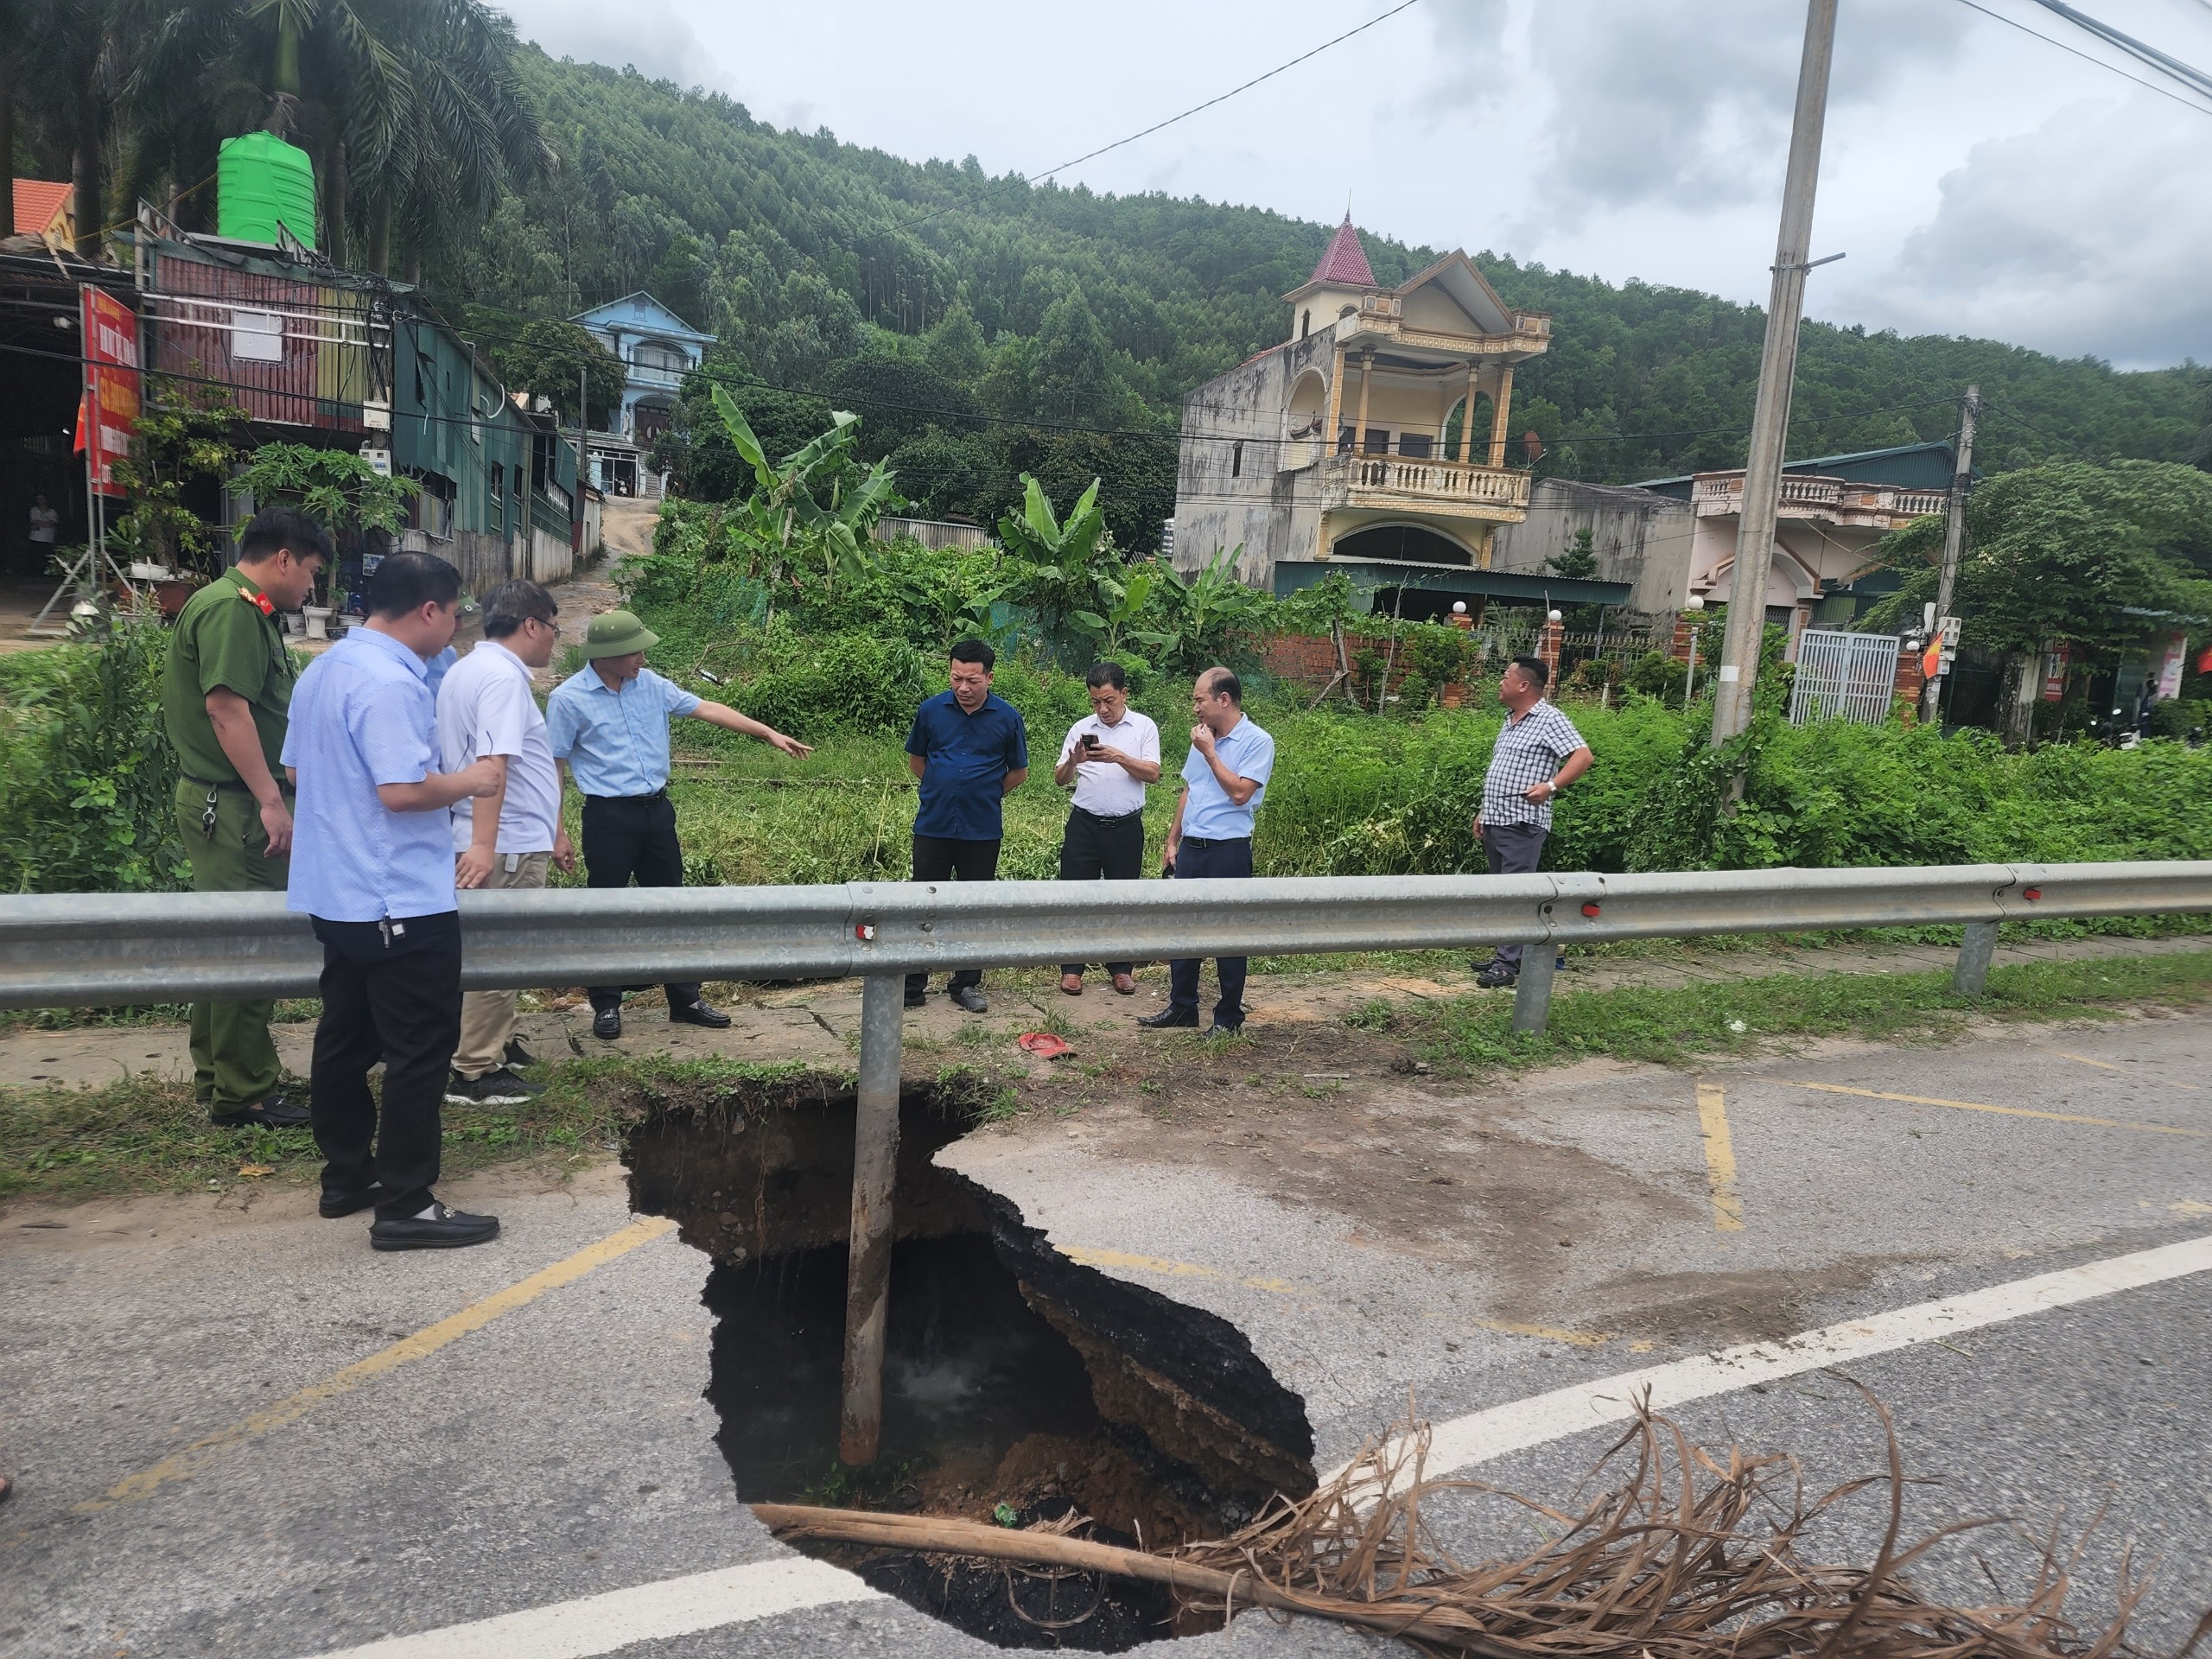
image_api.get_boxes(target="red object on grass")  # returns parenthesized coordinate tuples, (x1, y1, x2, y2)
(1017, 1033, 1073, 1060)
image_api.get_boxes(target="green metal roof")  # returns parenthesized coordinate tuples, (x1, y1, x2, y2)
(1631, 441, 1970, 499)
(1274, 561, 1632, 607)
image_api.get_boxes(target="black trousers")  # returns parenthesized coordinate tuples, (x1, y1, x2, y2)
(1058, 806, 1145, 977)
(907, 834, 1000, 996)
(582, 792, 701, 1014)
(1166, 836, 1253, 1026)
(310, 912, 461, 1221)
(1481, 822, 1548, 969)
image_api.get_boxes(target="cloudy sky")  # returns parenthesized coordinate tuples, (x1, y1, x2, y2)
(498, 0, 2212, 370)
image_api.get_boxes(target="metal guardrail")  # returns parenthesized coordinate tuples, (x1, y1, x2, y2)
(4, 861, 2210, 1023)
(11, 858, 2212, 1468)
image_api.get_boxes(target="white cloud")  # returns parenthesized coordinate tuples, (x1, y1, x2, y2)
(1866, 92, 2212, 366)
(493, 0, 722, 89)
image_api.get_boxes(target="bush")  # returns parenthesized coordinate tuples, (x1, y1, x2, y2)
(692, 625, 929, 741)
(0, 615, 187, 893)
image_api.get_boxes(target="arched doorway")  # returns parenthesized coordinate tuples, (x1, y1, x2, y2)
(1333, 524, 1476, 567)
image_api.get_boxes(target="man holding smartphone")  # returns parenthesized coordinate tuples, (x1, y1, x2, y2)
(1052, 662, 1161, 995)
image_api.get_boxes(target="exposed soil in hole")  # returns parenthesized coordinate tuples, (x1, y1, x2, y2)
(623, 1071, 1315, 1650)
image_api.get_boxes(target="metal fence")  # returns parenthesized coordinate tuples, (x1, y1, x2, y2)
(10, 859, 2210, 1464)
(1790, 629, 1904, 725)
(6, 861, 2209, 1026)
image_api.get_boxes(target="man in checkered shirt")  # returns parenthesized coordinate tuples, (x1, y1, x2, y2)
(1472, 655, 1593, 988)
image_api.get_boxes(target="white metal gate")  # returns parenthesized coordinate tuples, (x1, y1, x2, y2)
(1789, 629, 1903, 725)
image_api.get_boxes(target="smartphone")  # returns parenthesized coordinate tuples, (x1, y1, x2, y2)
(1081, 734, 1102, 751)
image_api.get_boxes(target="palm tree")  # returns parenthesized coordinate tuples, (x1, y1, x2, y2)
(14, 1, 130, 258)
(129, 0, 547, 270)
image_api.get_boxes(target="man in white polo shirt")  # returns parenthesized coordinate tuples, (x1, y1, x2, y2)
(1052, 661, 1162, 995)
(436, 580, 574, 1104)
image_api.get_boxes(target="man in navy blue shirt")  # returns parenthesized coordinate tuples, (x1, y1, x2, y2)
(904, 639, 1028, 1012)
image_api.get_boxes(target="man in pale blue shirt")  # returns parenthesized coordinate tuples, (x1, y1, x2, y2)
(283, 551, 504, 1251)
(1138, 667, 1275, 1035)
(545, 608, 811, 1040)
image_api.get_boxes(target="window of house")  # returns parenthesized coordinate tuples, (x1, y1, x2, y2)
(1231, 441, 1243, 478)
(1300, 309, 1311, 339)
(1398, 433, 1433, 459)
(488, 461, 503, 503)
(1337, 425, 1356, 453)
(1363, 428, 1389, 455)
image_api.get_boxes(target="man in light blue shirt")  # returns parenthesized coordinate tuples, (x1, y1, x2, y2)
(1138, 667, 1275, 1035)
(283, 551, 504, 1251)
(545, 608, 811, 1040)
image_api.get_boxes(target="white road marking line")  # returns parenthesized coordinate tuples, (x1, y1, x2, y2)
(305, 1556, 880, 1659)
(312, 1234, 2212, 1659)
(1337, 1231, 2212, 1486)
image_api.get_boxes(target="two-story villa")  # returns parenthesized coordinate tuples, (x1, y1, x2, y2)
(570, 292, 715, 444)
(1172, 219, 1605, 613)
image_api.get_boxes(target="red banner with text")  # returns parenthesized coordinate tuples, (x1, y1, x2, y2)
(79, 285, 141, 498)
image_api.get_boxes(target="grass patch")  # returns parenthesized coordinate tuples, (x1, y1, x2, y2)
(0, 1052, 836, 1209)
(1414, 950, 2212, 1072)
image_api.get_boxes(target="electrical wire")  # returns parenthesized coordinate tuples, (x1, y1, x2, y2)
(885, 0, 1423, 234)
(2022, 0, 2212, 99)
(1949, 0, 2212, 115)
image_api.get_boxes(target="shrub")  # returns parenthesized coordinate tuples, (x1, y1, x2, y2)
(0, 615, 186, 893)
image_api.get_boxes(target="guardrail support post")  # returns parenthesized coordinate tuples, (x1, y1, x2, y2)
(1954, 920, 1999, 998)
(1511, 945, 1557, 1034)
(839, 973, 904, 1465)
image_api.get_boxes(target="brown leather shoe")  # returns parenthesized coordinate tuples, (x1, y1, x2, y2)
(1059, 974, 1084, 996)
(1110, 973, 1138, 995)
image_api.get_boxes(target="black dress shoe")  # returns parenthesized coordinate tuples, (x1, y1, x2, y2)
(1136, 1007, 1200, 1029)
(904, 986, 928, 1008)
(948, 986, 988, 1014)
(591, 1007, 622, 1040)
(370, 1202, 500, 1251)
(669, 1000, 732, 1029)
(320, 1183, 385, 1219)
(212, 1093, 311, 1129)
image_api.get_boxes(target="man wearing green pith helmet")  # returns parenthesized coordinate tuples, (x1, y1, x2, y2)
(544, 609, 813, 1040)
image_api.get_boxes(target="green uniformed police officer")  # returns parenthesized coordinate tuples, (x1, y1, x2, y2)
(160, 505, 332, 1128)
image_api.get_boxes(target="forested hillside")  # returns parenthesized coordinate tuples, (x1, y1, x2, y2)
(428, 47, 2206, 549)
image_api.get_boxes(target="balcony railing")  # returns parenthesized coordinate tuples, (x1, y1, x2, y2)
(1316, 451, 1531, 514)
(1691, 474, 1951, 524)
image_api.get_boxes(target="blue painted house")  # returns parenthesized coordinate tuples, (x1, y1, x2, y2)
(570, 292, 715, 443)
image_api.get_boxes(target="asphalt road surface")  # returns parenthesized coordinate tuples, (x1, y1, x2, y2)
(5, 1010, 2209, 1657)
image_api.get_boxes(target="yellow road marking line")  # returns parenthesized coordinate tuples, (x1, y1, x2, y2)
(73, 1215, 677, 1518)
(1062, 1244, 1306, 1296)
(1696, 1083, 1745, 1233)
(1782, 1080, 2207, 1138)
(1064, 1245, 1611, 1346)
(2041, 1048, 2202, 1090)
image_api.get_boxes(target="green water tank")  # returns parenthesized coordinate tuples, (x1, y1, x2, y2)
(216, 131, 317, 250)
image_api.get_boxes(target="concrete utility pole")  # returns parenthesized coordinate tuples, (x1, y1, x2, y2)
(1921, 384, 1980, 725)
(1710, 0, 1840, 747)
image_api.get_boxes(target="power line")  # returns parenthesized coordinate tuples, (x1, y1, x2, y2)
(2022, 0, 2212, 99)
(1949, 0, 2212, 115)
(1030, 1, 1421, 185)
(887, 0, 1423, 234)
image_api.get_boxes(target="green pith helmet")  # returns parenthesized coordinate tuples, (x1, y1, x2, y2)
(582, 609, 658, 658)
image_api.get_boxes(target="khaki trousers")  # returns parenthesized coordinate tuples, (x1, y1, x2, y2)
(452, 851, 550, 1078)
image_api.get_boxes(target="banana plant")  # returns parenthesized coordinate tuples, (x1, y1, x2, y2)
(710, 385, 902, 594)
(1135, 548, 1270, 672)
(996, 474, 1112, 640)
(1070, 564, 1155, 659)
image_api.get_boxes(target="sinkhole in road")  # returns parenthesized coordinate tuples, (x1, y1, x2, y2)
(623, 1071, 1316, 1650)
